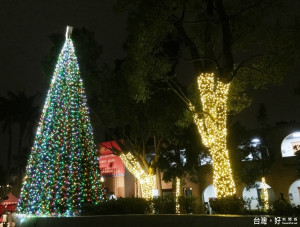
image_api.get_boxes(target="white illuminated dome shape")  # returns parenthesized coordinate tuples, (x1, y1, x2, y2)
(281, 132, 300, 157)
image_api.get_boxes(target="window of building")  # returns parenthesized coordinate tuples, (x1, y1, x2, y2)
(238, 138, 270, 161)
(198, 152, 212, 165)
(183, 187, 192, 197)
(281, 132, 300, 157)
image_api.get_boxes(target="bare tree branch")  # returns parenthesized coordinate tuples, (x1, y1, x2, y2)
(172, 19, 204, 73)
(228, 54, 271, 82)
(215, 0, 234, 76)
(229, 0, 263, 20)
(167, 80, 191, 107)
(182, 12, 219, 25)
(241, 65, 272, 75)
(176, 54, 217, 64)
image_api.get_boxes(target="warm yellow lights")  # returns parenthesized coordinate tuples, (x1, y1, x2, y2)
(175, 177, 181, 214)
(261, 177, 269, 210)
(120, 152, 155, 199)
(190, 73, 236, 198)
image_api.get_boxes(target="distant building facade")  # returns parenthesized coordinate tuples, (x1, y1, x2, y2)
(201, 122, 300, 209)
(99, 122, 300, 209)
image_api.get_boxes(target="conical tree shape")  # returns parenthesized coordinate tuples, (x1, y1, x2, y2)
(17, 27, 103, 216)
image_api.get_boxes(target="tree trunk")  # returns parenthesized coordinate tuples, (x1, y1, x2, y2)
(190, 73, 236, 198)
(120, 152, 155, 199)
(6, 124, 12, 184)
(156, 167, 162, 196)
(18, 125, 26, 191)
(154, 135, 162, 196)
(175, 177, 181, 214)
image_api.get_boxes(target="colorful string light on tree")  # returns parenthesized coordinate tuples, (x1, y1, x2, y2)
(17, 26, 103, 216)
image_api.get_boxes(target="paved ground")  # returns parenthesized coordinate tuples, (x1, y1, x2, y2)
(15, 214, 298, 227)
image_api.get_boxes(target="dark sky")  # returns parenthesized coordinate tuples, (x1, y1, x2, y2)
(0, 0, 300, 168)
(0, 0, 126, 96)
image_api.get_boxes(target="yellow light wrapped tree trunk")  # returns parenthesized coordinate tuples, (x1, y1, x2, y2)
(190, 73, 236, 198)
(120, 152, 155, 199)
(261, 177, 269, 210)
(175, 177, 181, 214)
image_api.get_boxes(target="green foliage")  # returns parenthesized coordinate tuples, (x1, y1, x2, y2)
(151, 195, 176, 214)
(97, 63, 198, 179)
(98, 64, 186, 134)
(82, 198, 150, 215)
(235, 141, 271, 187)
(256, 103, 268, 128)
(82, 196, 202, 215)
(271, 199, 300, 216)
(116, 0, 300, 115)
(0, 181, 11, 201)
(242, 197, 300, 215)
(158, 125, 207, 183)
(209, 196, 245, 214)
(227, 120, 274, 187)
(152, 195, 201, 214)
(241, 209, 268, 215)
(96, 64, 135, 130)
(228, 121, 260, 187)
(209, 195, 300, 215)
(178, 196, 199, 214)
(227, 78, 252, 115)
(117, 0, 177, 103)
(83, 196, 300, 216)
(111, 0, 300, 195)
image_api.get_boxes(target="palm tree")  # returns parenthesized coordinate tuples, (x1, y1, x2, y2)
(0, 91, 18, 181)
(15, 92, 40, 191)
(0, 91, 39, 188)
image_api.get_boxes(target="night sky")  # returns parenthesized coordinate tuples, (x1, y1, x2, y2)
(0, 0, 126, 97)
(0, 0, 300, 167)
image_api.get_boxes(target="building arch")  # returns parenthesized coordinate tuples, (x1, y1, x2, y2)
(242, 181, 275, 210)
(281, 131, 300, 157)
(202, 184, 216, 203)
(288, 179, 300, 206)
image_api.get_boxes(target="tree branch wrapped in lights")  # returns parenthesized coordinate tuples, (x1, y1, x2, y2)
(120, 152, 155, 200)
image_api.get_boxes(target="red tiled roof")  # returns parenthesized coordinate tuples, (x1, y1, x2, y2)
(0, 193, 18, 205)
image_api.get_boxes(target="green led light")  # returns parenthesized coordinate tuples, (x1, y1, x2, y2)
(17, 27, 103, 216)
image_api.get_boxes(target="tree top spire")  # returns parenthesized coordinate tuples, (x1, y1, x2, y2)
(65, 26, 73, 39)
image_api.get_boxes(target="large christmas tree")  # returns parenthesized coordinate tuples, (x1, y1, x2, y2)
(17, 26, 103, 216)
